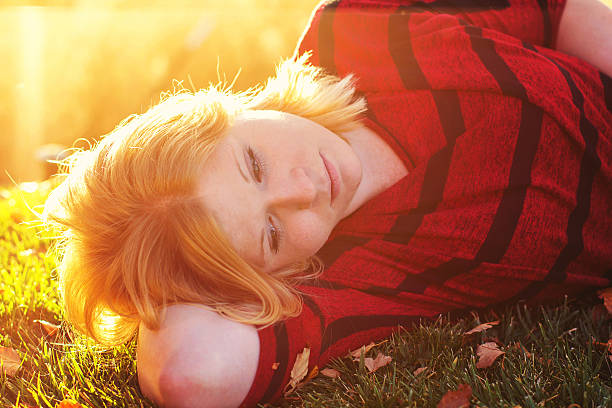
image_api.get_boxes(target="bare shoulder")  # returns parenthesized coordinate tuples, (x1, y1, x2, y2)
(137, 303, 260, 408)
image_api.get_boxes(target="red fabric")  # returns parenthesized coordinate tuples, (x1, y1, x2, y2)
(240, 0, 612, 405)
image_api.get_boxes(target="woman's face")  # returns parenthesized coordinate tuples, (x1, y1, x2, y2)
(197, 110, 363, 273)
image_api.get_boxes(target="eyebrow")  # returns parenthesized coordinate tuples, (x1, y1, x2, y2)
(232, 146, 249, 183)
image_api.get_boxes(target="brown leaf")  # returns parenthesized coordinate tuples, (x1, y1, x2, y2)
(304, 365, 319, 383)
(476, 342, 505, 369)
(348, 340, 388, 360)
(55, 400, 84, 408)
(289, 347, 310, 383)
(321, 368, 341, 378)
(465, 320, 500, 335)
(413, 366, 428, 376)
(437, 384, 472, 408)
(0, 345, 20, 376)
(363, 352, 392, 373)
(33, 319, 60, 337)
(350, 342, 376, 359)
(284, 347, 310, 395)
(598, 287, 612, 315)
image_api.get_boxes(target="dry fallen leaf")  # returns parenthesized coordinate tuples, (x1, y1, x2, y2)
(33, 319, 60, 337)
(289, 347, 310, 382)
(476, 342, 505, 369)
(350, 342, 376, 359)
(0, 345, 20, 376)
(55, 399, 84, 408)
(437, 384, 472, 408)
(348, 340, 388, 360)
(598, 288, 612, 315)
(284, 347, 310, 395)
(320, 368, 341, 378)
(413, 366, 428, 376)
(304, 365, 319, 383)
(364, 352, 392, 373)
(465, 320, 500, 335)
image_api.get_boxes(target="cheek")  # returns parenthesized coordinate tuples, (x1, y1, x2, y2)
(289, 217, 331, 256)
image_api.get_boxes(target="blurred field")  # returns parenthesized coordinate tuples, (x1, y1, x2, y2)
(0, 0, 320, 184)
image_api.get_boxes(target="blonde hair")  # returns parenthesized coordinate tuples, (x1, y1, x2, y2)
(44, 54, 366, 346)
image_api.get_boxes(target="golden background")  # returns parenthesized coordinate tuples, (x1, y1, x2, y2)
(0, 0, 320, 184)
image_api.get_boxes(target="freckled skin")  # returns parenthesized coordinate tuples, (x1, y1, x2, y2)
(196, 110, 363, 273)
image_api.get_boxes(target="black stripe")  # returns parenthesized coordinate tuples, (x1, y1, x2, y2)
(302, 294, 325, 334)
(388, 6, 430, 89)
(317, 0, 340, 75)
(464, 25, 528, 100)
(385, 91, 464, 244)
(317, 235, 369, 268)
(474, 103, 543, 261)
(369, 258, 476, 295)
(387, 3, 466, 242)
(601, 72, 612, 113)
(510, 44, 603, 300)
(260, 322, 289, 402)
(320, 314, 420, 355)
(369, 23, 542, 296)
(535, 0, 552, 47)
(388, 102, 544, 294)
(301, 278, 349, 291)
(405, 0, 509, 15)
(365, 108, 415, 170)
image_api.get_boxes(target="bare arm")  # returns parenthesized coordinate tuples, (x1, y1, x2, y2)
(556, 0, 612, 77)
(137, 304, 259, 408)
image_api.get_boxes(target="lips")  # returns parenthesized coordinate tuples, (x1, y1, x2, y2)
(320, 153, 340, 205)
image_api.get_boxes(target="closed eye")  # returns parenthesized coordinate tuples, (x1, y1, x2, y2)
(247, 147, 264, 183)
(268, 216, 283, 254)
(246, 146, 282, 255)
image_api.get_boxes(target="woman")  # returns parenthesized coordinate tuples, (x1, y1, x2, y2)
(44, 0, 611, 407)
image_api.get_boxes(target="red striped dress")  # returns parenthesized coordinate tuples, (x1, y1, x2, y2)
(240, 0, 612, 405)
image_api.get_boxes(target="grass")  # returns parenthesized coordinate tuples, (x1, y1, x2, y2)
(0, 181, 610, 408)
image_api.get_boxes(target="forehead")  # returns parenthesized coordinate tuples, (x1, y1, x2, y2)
(229, 109, 307, 139)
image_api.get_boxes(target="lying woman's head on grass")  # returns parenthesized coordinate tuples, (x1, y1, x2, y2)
(43, 55, 367, 346)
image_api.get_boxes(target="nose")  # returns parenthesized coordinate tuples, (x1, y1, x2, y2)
(267, 167, 317, 210)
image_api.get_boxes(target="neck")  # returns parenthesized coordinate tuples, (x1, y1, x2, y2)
(341, 123, 409, 217)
